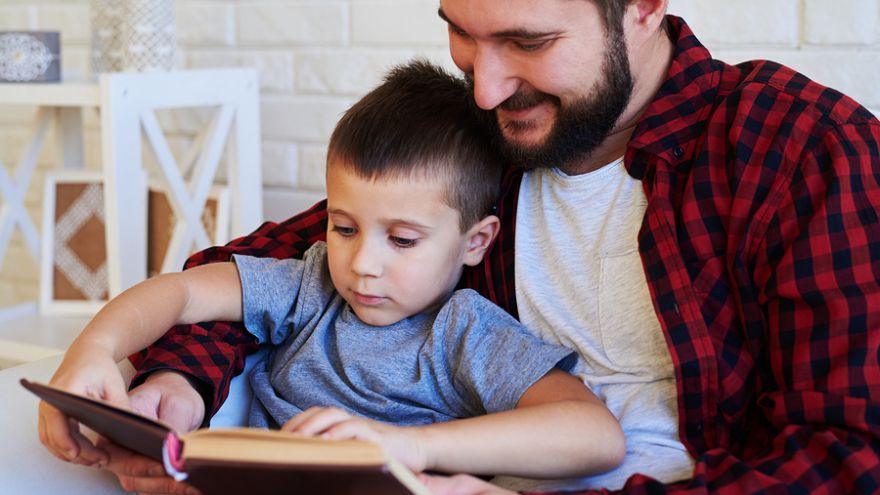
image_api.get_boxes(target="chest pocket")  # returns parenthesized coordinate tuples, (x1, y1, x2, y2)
(598, 249, 672, 374)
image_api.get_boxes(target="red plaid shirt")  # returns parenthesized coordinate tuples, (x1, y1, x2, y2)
(131, 16, 880, 494)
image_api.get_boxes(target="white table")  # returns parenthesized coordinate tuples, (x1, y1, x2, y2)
(0, 312, 91, 369)
(0, 69, 263, 310)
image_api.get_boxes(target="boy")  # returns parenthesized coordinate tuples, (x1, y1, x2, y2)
(42, 61, 624, 486)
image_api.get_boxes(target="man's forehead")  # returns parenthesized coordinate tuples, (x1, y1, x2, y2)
(437, 1, 598, 34)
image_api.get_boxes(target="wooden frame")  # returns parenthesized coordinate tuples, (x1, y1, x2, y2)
(39, 171, 231, 315)
(39, 170, 108, 315)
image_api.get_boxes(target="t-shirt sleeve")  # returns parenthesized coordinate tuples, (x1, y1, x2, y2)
(438, 290, 578, 415)
(232, 242, 330, 346)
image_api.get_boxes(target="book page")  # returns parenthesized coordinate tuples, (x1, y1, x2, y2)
(181, 428, 389, 466)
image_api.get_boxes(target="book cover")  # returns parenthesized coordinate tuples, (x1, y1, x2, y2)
(21, 379, 430, 495)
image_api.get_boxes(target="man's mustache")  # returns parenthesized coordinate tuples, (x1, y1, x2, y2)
(498, 90, 558, 111)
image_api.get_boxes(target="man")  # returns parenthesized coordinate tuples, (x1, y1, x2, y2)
(40, 0, 880, 493)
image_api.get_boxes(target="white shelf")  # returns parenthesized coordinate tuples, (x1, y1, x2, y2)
(0, 81, 100, 107)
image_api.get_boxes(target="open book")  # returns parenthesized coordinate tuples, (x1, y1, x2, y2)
(21, 379, 430, 495)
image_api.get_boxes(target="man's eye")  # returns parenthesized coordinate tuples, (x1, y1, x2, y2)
(448, 24, 468, 38)
(332, 225, 356, 236)
(515, 40, 550, 52)
(390, 236, 418, 248)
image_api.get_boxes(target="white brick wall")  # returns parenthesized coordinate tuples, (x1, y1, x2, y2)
(1, 0, 879, 308)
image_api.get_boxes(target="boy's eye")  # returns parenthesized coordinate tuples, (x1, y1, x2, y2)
(332, 225, 356, 236)
(390, 236, 418, 248)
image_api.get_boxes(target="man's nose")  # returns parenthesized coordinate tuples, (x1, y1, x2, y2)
(471, 46, 519, 111)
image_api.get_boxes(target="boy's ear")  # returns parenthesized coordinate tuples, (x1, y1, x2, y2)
(463, 215, 500, 266)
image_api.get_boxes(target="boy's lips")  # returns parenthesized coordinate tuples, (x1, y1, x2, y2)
(353, 291, 387, 306)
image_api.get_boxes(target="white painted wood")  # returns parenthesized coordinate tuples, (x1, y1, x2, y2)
(99, 69, 262, 294)
(142, 104, 234, 273)
(55, 107, 85, 169)
(100, 74, 149, 297)
(0, 107, 53, 265)
(2, 69, 262, 304)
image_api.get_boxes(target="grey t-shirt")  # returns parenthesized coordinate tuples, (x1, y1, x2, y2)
(233, 242, 576, 429)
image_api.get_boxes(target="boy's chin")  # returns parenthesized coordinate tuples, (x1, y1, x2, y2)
(350, 306, 404, 327)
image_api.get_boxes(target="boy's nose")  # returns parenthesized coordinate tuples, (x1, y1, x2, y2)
(350, 240, 383, 278)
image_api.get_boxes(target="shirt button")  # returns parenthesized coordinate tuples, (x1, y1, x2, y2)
(673, 146, 685, 158)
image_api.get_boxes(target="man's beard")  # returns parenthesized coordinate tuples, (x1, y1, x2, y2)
(472, 31, 634, 170)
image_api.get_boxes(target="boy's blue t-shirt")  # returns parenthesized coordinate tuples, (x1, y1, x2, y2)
(233, 242, 577, 429)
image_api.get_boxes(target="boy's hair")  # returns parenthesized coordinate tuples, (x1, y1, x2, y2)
(327, 60, 503, 231)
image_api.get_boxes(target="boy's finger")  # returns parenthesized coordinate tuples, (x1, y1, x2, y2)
(281, 406, 333, 432)
(38, 401, 80, 460)
(289, 408, 352, 436)
(65, 418, 109, 467)
(323, 420, 380, 443)
(37, 406, 73, 462)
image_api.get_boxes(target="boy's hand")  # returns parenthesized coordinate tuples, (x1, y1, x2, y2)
(39, 349, 129, 467)
(282, 406, 428, 472)
(39, 362, 207, 495)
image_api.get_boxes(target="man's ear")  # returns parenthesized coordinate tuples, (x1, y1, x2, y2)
(462, 215, 500, 267)
(628, 0, 667, 32)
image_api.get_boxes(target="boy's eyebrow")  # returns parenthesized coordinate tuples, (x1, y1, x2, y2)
(437, 7, 559, 40)
(327, 208, 433, 231)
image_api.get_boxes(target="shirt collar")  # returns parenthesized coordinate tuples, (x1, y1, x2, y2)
(626, 16, 726, 179)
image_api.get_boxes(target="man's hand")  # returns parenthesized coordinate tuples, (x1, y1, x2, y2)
(100, 371, 206, 495)
(101, 440, 200, 495)
(417, 473, 516, 495)
(127, 370, 206, 433)
(282, 406, 428, 472)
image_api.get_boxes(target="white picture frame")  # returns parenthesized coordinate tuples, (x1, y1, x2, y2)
(39, 170, 108, 316)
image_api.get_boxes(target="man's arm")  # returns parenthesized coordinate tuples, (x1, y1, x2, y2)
(128, 200, 328, 417)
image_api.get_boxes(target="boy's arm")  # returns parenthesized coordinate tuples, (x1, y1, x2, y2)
(416, 369, 624, 477)
(39, 263, 243, 467)
(287, 369, 625, 478)
(130, 200, 329, 416)
(63, 262, 242, 364)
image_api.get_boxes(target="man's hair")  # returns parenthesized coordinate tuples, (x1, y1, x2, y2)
(591, 0, 666, 37)
(592, 0, 629, 36)
(327, 60, 503, 231)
